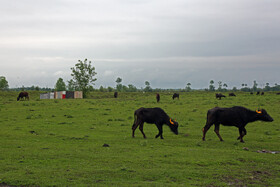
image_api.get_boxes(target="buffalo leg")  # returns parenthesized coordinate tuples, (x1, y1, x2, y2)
(238, 127, 246, 143)
(202, 123, 213, 141)
(214, 124, 223, 141)
(139, 123, 146, 139)
(155, 124, 163, 139)
(132, 121, 140, 138)
(237, 128, 247, 140)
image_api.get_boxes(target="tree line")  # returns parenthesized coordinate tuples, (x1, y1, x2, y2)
(1, 59, 280, 97)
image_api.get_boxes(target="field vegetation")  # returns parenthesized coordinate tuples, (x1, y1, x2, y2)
(0, 91, 279, 186)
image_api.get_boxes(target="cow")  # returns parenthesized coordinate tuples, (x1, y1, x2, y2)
(256, 91, 260, 95)
(172, 93, 179, 100)
(17, 92, 29, 101)
(202, 106, 273, 143)
(261, 92, 264, 95)
(114, 92, 118, 98)
(228, 93, 236, 97)
(216, 93, 226, 100)
(132, 107, 179, 139)
(156, 93, 160, 103)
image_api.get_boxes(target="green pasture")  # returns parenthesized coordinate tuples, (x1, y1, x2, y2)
(0, 91, 279, 186)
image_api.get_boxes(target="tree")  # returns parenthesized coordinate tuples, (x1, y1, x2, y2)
(69, 59, 97, 97)
(144, 81, 152, 92)
(217, 81, 222, 92)
(186, 83, 191, 92)
(115, 77, 123, 92)
(209, 80, 215, 91)
(252, 80, 258, 92)
(55, 78, 66, 91)
(0, 76, 9, 90)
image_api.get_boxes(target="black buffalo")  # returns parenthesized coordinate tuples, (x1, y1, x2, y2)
(132, 107, 178, 139)
(156, 93, 160, 103)
(228, 93, 236, 97)
(202, 106, 273, 143)
(114, 92, 118, 98)
(17, 92, 29, 101)
(216, 93, 226, 100)
(172, 93, 179, 100)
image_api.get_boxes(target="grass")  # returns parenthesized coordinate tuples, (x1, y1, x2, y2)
(0, 91, 279, 186)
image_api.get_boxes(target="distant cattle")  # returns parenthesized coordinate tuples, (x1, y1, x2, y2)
(250, 92, 253, 95)
(215, 93, 226, 100)
(261, 92, 264, 95)
(276, 92, 280, 95)
(256, 91, 260, 95)
(114, 92, 118, 98)
(17, 92, 29, 101)
(228, 93, 236, 97)
(156, 93, 160, 103)
(172, 93, 179, 100)
(132, 107, 179, 139)
(202, 106, 273, 143)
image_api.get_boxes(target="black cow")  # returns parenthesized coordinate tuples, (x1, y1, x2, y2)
(256, 91, 260, 95)
(156, 93, 160, 103)
(216, 93, 226, 100)
(132, 107, 178, 139)
(172, 93, 179, 100)
(17, 92, 29, 101)
(202, 106, 273, 143)
(228, 93, 236, 97)
(114, 92, 118, 98)
(261, 92, 264, 95)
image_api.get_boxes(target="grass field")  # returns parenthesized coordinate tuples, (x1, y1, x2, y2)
(0, 91, 279, 186)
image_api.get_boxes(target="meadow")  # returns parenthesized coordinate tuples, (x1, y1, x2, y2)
(0, 91, 279, 186)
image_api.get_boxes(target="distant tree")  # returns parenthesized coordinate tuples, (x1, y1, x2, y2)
(217, 81, 223, 92)
(127, 84, 137, 92)
(0, 76, 9, 90)
(69, 59, 97, 97)
(252, 80, 258, 92)
(115, 77, 123, 92)
(55, 78, 66, 91)
(99, 86, 105, 92)
(232, 87, 237, 92)
(67, 79, 75, 91)
(144, 81, 152, 92)
(264, 83, 271, 91)
(107, 86, 114, 92)
(209, 80, 215, 91)
(186, 82, 191, 92)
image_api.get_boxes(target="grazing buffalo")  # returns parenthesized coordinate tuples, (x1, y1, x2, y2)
(172, 93, 179, 100)
(250, 92, 253, 95)
(114, 92, 118, 98)
(156, 93, 160, 103)
(228, 93, 236, 97)
(132, 107, 178, 139)
(216, 93, 226, 100)
(17, 92, 29, 101)
(256, 91, 260, 95)
(202, 106, 273, 143)
(261, 92, 264, 95)
(276, 92, 280, 95)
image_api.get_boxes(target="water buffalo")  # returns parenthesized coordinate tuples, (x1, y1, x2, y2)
(132, 107, 178, 139)
(202, 106, 273, 143)
(17, 92, 29, 101)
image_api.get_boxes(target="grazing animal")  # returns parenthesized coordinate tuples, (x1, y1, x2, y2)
(202, 106, 273, 143)
(250, 92, 253, 95)
(228, 93, 236, 97)
(114, 92, 118, 98)
(17, 92, 29, 101)
(215, 93, 226, 100)
(132, 107, 178, 139)
(276, 92, 280, 95)
(256, 91, 260, 95)
(156, 93, 160, 103)
(261, 92, 264, 95)
(172, 93, 179, 100)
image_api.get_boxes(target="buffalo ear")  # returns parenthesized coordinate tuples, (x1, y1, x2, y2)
(256, 110, 262, 114)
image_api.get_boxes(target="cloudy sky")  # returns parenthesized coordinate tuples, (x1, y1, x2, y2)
(0, 0, 279, 89)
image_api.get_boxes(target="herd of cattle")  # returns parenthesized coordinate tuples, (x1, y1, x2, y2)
(17, 91, 276, 143)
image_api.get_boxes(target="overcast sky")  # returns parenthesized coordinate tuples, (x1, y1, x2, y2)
(0, 0, 279, 89)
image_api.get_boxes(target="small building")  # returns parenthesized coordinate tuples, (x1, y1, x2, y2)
(40, 92, 55, 99)
(40, 91, 83, 99)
